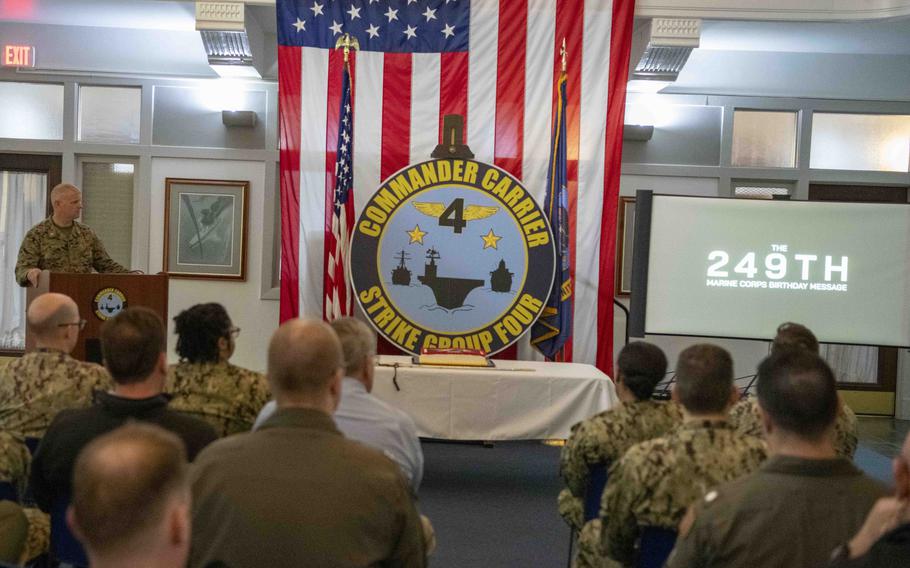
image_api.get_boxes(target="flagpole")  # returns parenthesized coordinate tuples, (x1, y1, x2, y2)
(530, 37, 573, 363)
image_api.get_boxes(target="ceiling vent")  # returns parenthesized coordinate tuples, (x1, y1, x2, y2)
(196, 1, 260, 78)
(201, 30, 253, 66)
(632, 18, 700, 83)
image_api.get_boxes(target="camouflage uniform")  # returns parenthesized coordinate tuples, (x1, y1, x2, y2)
(0, 432, 29, 494)
(0, 432, 51, 563)
(559, 400, 682, 530)
(15, 217, 127, 286)
(20, 507, 49, 564)
(729, 396, 858, 459)
(166, 361, 270, 437)
(584, 420, 766, 567)
(0, 350, 110, 442)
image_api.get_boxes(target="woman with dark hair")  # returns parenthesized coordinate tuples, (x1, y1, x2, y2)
(166, 303, 269, 436)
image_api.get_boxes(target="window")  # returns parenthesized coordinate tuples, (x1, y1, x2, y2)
(0, 171, 48, 349)
(731, 110, 798, 168)
(0, 82, 64, 140)
(80, 159, 136, 267)
(78, 86, 142, 144)
(810, 113, 910, 172)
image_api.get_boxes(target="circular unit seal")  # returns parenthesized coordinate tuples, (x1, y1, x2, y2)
(92, 287, 128, 321)
(350, 158, 556, 355)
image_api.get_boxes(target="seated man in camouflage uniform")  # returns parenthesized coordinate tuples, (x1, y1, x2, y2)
(15, 183, 129, 288)
(585, 344, 767, 568)
(0, 293, 109, 563)
(166, 303, 269, 436)
(558, 342, 680, 533)
(729, 322, 858, 459)
(0, 293, 110, 442)
(668, 350, 885, 568)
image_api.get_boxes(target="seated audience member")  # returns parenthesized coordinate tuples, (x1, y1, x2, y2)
(729, 322, 858, 458)
(30, 307, 217, 512)
(588, 344, 766, 568)
(0, 433, 46, 564)
(0, 293, 109, 440)
(828, 431, 910, 567)
(167, 303, 270, 436)
(190, 319, 426, 568)
(0, 500, 27, 564)
(68, 423, 190, 568)
(668, 350, 886, 568)
(559, 342, 681, 526)
(558, 342, 681, 565)
(255, 317, 424, 492)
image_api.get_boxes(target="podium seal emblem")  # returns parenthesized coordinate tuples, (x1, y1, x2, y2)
(92, 287, 128, 320)
(350, 158, 556, 355)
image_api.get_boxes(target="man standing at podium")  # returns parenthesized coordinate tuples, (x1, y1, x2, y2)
(15, 183, 128, 287)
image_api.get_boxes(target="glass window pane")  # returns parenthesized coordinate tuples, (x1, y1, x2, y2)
(0, 82, 64, 140)
(731, 110, 798, 168)
(810, 113, 910, 172)
(78, 86, 141, 144)
(81, 162, 134, 267)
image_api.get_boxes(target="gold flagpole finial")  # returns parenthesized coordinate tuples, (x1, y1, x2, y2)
(560, 38, 567, 74)
(335, 33, 360, 63)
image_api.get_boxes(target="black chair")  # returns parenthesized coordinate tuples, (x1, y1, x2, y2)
(636, 527, 677, 568)
(0, 484, 18, 503)
(583, 462, 610, 522)
(50, 498, 87, 568)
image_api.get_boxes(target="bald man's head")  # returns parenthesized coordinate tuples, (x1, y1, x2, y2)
(71, 423, 189, 560)
(28, 293, 79, 340)
(267, 319, 343, 401)
(50, 183, 79, 202)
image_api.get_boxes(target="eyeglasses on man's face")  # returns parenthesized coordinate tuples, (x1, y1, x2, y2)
(58, 319, 87, 331)
(229, 327, 241, 338)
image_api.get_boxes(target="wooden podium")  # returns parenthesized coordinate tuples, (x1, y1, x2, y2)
(25, 271, 169, 362)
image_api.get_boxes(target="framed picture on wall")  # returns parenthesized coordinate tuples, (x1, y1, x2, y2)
(616, 196, 636, 296)
(163, 178, 249, 281)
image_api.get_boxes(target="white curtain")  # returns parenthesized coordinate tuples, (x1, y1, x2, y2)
(820, 344, 878, 384)
(0, 171, 47, 349)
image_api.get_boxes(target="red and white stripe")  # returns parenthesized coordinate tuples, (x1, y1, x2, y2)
(279, 0, 634, 373)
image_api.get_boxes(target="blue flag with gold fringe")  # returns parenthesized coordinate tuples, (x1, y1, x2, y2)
(530, 72, 572, 360)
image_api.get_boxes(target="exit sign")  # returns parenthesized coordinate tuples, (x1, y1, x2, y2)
(3, 45, 35, 68)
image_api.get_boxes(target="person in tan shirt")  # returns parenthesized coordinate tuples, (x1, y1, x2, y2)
(188, 319, 426, 568)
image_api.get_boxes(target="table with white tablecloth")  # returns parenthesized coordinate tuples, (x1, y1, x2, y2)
(371, 355, 617, 441)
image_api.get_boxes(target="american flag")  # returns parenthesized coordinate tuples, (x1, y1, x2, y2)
(278, 0, 634, 373)
(325, 60, 355, 320)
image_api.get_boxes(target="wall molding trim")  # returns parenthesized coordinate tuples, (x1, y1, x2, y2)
(635, 1, 910, 21)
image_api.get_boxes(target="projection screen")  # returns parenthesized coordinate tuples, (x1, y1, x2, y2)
(629, 192, 910, 347)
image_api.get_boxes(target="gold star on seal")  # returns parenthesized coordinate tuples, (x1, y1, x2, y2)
(407, 224, 427, 244)
(481, 228, 502, 250)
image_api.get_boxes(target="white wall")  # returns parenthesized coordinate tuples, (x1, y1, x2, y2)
(615, 174, 771, 378)
(149, 158, 278, 372)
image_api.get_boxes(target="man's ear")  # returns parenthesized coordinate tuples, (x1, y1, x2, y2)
(170, 499, 190, 547)
(329, 368, 344, 410)
(670, 384, 680, 404)
(66, 505, 85, 542)
(756, 400, 774, 436)
(728, 385, 741, 408)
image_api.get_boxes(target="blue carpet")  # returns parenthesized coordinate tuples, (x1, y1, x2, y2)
(418, 441, 570, 568)
(854, 444, 894, 486)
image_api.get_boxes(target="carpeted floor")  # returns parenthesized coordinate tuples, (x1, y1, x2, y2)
(418, 440, 570, 568)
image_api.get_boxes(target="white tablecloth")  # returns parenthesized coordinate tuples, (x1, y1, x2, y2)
(372, 355, 617, 441)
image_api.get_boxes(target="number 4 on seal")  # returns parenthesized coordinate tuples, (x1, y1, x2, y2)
(439, 198, 467, 233)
